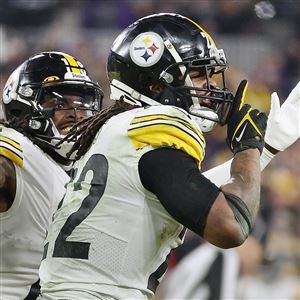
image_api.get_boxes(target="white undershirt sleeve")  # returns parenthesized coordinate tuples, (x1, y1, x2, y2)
(203, 147, 276, 187)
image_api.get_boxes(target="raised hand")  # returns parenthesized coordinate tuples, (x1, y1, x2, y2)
(265, 81, 300, 153)
(227, 104, 267, 154)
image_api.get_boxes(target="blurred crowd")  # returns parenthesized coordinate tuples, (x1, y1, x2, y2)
(0, 0, 299, 298)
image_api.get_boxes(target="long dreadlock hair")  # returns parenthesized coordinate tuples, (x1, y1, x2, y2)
(1, 115, 31, 132)
(0, 115, 72, 165)
(59, 99, 138, 160)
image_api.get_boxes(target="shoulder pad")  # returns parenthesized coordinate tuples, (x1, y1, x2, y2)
(128, 105, 206, 166)
(0, 130, 24, 168)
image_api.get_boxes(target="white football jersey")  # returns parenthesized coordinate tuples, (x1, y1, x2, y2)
(0, 125, 69, 300)
(39, 105, 206, 300)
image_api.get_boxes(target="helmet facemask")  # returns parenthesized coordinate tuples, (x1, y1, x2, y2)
(27, 81, 103, 159)
(158, 55, 234, 132)
(2, 51, 104, 165)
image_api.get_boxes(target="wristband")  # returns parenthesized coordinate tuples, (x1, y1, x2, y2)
(260, 147, 276, 170)
(264, 143, 280, 155)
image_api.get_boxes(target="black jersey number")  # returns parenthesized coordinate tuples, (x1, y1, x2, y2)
(52, 154, 108, 259)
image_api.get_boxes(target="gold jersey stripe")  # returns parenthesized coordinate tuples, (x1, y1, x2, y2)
(0, 136, 24, 167)
(129, 119, 205, 149)
(130, 114, 205, 144)
(63, 54, 81, 74)
(0, 146, 23, 167)
(0, 136, 22, 151)
(128, 123, 205, 166)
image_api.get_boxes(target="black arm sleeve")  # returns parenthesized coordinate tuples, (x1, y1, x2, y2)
(223, 193, 253, 237)
(138, 148, 220, 236)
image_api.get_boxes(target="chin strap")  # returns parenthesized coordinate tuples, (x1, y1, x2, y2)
(163, 39, 219, 133)
(190, 114, 216, 133)
(189, 105, 218, 132)
(110, 79, 159, 106)
(163, 40, 199, 107)
(29, 133, 74, 167)
(111, 79, 217, 133)
(29, 116, 77, 162)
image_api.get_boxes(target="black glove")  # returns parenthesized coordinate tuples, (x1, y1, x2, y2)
(227, 103, 267, 154)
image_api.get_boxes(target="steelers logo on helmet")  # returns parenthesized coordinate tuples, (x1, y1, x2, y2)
(3, 65, 22, 104)
(130, 32, 164, 67)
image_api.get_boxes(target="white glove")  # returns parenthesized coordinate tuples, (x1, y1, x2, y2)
(265, 81, 300, 151)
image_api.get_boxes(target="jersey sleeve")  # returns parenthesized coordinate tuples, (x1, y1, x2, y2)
(138, 148, 220, 236)
(0, 134, 24, 168)
(128, 106, 206, 166)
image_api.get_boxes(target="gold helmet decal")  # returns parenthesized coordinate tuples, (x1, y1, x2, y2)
(61, 54, 86, 74)
(43, 76, 60, 83)
(59, 53, 91, 81)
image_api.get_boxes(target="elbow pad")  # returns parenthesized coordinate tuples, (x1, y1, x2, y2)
(223, 193, 253, 237)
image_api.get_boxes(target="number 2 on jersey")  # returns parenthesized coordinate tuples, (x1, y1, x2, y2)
(52, 154, 108, 259)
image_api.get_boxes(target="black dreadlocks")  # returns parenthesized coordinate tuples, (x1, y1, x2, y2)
(1, 116, 71, 165)
(60, 99, 137, 160)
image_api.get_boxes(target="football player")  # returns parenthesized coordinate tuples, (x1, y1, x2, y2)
(155, 80, 300, 300)
(38, 14, 299, 300)
(0, 51, 103, 299)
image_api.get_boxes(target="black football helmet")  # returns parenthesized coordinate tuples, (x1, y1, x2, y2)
(2, 51, 103, 162)
(107, 13, 234, 132)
